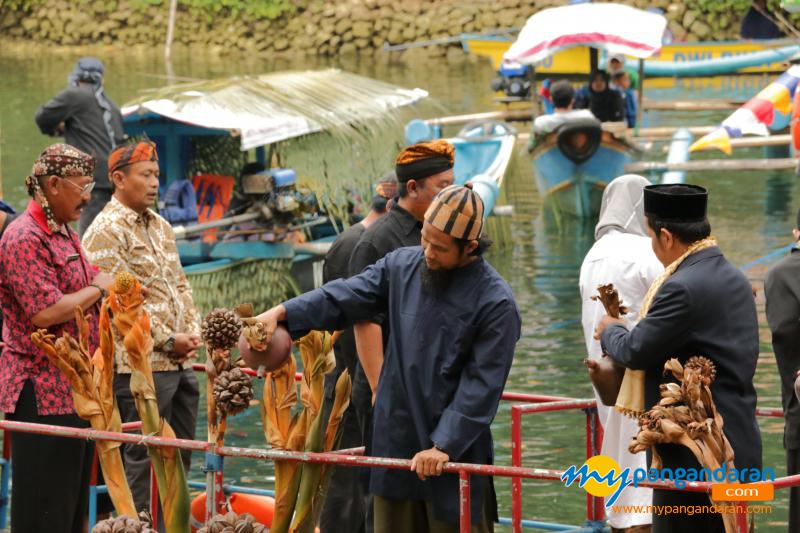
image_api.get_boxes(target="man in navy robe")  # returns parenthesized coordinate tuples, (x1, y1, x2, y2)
(255, 184, 520, 532)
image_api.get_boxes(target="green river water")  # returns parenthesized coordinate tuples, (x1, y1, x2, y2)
(0, 46, 794, 530)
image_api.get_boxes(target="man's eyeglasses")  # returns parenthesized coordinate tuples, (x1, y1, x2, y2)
(59, 177, 95, 196)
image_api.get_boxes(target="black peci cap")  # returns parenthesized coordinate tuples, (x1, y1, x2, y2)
(643, 184, 708, 222)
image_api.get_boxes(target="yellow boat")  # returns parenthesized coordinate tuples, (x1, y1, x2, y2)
(462, 36, 800, 75)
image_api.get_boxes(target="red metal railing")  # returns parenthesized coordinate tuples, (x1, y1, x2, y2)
(1, 365, 795, 532)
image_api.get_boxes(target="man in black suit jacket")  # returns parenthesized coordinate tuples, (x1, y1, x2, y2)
(595, 184, 762, 532)
(765, 210, 800, 531)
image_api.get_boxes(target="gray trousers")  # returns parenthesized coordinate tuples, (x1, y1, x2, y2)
(114, 368, 199, 511)
(788, 448, 800, 532)
(373, 492, 493, 533)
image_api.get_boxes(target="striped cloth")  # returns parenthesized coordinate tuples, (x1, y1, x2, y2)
(424, 184, 484, 241)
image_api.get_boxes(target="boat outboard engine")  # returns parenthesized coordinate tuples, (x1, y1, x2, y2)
(556, 117, 603, 164)
(490, 62, 532, 99)
(241, 167, 316, 225)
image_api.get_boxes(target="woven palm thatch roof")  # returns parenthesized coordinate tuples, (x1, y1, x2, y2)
(121, 69, 428, 150)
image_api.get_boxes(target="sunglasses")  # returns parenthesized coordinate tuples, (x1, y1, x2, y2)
(59, 177, 96, 196)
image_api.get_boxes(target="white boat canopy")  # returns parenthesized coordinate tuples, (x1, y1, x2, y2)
(121, 69, 428, 151)
(503, 3, 668, 66)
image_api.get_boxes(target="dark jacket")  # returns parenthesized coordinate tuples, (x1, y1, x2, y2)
(35, 85, 124, 189)
(602, 247, 762, 473)
(283, 247, 520, 524)
(765, 248, 800, 450)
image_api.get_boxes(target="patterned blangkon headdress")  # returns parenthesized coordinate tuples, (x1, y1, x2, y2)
(25, 143, 95, 233)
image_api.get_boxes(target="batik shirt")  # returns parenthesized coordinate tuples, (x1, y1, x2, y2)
(0, 201, 100, 415)
(82, 196, 200, 373)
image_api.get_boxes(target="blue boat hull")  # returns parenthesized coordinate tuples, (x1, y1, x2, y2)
(531, 134, 636, 218)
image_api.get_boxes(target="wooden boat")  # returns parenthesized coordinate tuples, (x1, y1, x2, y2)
(462, 34, 800, 77)
(462, 2, 800, 78)
(531, 121, 640, 217)
(121, 69, 427, 308)
(505, 3, 660, 218)
(405, 119, 517, 214)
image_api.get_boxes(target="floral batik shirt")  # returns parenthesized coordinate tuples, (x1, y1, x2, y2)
(82, 196, 200, 373)
(0, 200, 99, 415)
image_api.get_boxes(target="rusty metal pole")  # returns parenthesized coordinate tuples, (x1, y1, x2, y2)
(511, 406, 522, 533)
(459, 471, 471, 533)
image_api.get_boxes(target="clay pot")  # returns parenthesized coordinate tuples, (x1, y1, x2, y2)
(238, 324, 293, 373)
(794, 372, 800, 403)
(584, 355, 626, 407)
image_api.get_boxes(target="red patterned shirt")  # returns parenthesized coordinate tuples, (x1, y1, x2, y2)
(0, 200, 99, 415)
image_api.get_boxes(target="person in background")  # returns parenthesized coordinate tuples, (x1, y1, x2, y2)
(532, 80, 596, 138)
(610, 71, 637, 128)
(35, 57, 125, 236)
(0, 144, 113, 533)
(574, 70, 625, 123)
(579, 175, 661, 533)
(764, 208, 800, 531)
(348, 141, 454, 532)
(255, 184, 520, 532)
(607, 54, 639, 89)
(82, 141, 201, 515)
(319, 172, 398, 533)
(741, 0, 784, 39)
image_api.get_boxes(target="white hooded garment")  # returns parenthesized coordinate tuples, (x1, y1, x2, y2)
(578, 174, 663, 528)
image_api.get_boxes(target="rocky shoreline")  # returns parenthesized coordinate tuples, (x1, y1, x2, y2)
(0, 0, 791, 60)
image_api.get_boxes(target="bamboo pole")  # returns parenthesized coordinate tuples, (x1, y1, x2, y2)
(625, 158, 799, 173)
(688, 134, 792, 151)
(641, 98, 744, 111)
(425, 100, 741, 129)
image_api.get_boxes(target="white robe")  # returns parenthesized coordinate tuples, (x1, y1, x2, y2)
(579, 229, 663, 528)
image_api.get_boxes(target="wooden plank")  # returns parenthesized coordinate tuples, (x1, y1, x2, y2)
(625, 158, 798, 173)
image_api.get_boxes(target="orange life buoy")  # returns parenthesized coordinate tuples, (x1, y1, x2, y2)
(190, 492, 275, 532)
(791, 87, 800, 150)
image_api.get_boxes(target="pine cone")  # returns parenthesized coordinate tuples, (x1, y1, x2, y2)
(198, 512, 267, 533)
(92, 515, 155, 533)
(213, 367, 254, 417)
(684, 355, 717, 382)
(202, 308, 243, 351)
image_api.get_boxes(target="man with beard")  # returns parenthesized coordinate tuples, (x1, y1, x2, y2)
(347, 141, 454, 531)
(254, 184, 520, 532)
(35, 57, 125, 235)
(82, 141, 201, 515)
(319, 172, 397, 533)
(0, 144, 113, 532)
(595, 184, 761, 532)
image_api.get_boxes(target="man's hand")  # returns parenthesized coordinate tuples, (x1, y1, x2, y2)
(410, 446, 449, 480)
(593, 314, 626, 340)
(172, 333, 201, 362)
(253, 304, 286, 348)
(92, 271, 114, 291)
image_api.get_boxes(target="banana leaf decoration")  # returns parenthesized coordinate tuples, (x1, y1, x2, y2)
(31, 305, 137, 517)
(630, 356, 737, 533)
(258, 330, 349, 533)
(108, 272, 190, 533)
